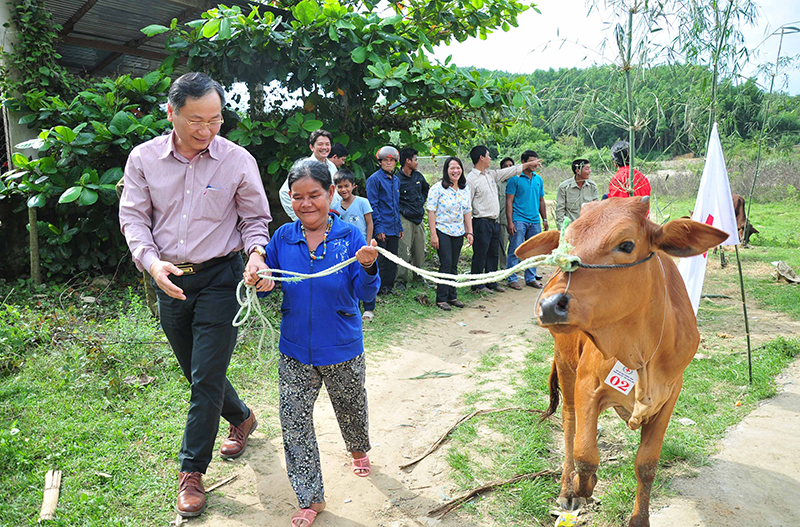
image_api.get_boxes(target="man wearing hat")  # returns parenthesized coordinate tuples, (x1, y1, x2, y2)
(366, 146, 404, 295)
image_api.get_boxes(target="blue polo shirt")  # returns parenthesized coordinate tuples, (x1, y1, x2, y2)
(506, 172, 544, 224)
(366, 168, 403, 237)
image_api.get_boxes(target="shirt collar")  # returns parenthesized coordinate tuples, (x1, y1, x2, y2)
(159, 130, 219, 161)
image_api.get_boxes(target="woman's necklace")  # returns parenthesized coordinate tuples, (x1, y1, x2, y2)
(300, 214, 333, 260)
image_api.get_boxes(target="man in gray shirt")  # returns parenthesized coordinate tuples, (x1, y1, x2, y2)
(466, 145, 538, 292)
(555, 158, 599, 230)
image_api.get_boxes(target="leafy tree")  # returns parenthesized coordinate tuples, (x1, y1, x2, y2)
(144, 0, 538, 182)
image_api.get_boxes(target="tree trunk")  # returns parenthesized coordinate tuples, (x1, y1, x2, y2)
(28, 206, 41, 284)
(248, 82, 266, 121)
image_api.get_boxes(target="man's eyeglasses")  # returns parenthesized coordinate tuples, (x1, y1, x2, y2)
(177, 113, 224, 130)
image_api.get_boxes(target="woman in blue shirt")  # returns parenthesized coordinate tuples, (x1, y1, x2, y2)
(426, 156, 473, 311)
(243, 159, 380, 527)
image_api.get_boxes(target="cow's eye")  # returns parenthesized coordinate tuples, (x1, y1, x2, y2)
(617, 241, 635, 254)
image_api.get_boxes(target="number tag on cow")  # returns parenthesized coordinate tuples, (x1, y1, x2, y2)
(604, 361, 639, 395)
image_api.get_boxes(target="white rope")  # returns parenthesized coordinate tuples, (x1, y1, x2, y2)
(232, 244, 581, 359)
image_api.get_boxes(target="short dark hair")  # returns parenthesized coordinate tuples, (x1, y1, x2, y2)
(499, 157, 514, 168)
(572, 159, 590, 175)
(469, 145, 489, 165)
(329, 143, 348, 158)
(287, 158, 332, 191)
(521, 150, 538, 163)
(441, 157, 467, 190)
(400, 147, 418, 168)
(309, 129, 333, 147)
(334, 168, 356, 186)
(168, 72, 225, 111)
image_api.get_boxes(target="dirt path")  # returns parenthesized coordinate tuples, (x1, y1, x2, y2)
(196, 286, 548, 527)
(650, 357, 800, 527)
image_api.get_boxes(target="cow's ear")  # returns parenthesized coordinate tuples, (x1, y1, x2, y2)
(652, 219, 730, 257)
(515, 230, 560, 259)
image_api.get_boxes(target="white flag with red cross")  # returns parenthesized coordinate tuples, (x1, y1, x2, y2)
(678, 122, 740, 315)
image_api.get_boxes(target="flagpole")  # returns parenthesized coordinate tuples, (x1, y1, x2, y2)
(734, 245, 753, 383)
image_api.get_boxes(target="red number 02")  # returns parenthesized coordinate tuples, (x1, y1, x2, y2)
(610, 376, 630, 391)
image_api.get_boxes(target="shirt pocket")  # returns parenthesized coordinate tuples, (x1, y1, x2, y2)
(199, 187, 232, 221)
(335, 303, 362, 346)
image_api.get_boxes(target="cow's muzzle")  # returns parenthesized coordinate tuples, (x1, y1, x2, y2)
(538, 293, 570, 325)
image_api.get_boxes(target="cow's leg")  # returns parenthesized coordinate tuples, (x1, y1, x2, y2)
(628, 386, 681, 527)
(555, 361, 584, 510)
(571, 378, 600, 501)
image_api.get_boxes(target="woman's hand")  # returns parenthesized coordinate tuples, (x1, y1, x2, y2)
(356, 239, 379, 268)
(464, 232, 474, 248)
(430, 232, 439, 250)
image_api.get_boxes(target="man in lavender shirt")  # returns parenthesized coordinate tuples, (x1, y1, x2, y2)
(119, 72, 272, 518)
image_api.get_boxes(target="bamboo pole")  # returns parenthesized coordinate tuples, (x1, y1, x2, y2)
(734, 245, 753, 383)
(39, 469, 61, 521)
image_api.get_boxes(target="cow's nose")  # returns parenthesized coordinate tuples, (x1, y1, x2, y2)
(539, 293, 570, 324)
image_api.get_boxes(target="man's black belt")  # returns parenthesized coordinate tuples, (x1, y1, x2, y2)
(175, 252, 237, 275)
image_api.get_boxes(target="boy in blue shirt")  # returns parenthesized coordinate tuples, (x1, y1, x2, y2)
(333, 169, 377, 320)
(505, 150, 549, 289)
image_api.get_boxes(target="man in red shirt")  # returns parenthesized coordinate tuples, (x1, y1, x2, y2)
(607, 140, 651, 199)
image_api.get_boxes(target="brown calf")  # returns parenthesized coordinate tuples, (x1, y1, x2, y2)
(516, 197, 727, 527)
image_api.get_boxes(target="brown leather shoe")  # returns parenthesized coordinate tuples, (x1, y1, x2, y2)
(177, 472, 205, 517)
(508, 281, 523, 291)
(219, 408, 258, 459)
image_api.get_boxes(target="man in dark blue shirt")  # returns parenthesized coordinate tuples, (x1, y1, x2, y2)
(396, 148, 430, 290)
(366, 146, 404, 295)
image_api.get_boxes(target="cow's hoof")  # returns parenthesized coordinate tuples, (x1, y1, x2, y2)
(557, 496, 586, 511)
(628, 514, 649, 527)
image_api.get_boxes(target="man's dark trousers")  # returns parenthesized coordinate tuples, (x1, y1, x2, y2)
(377, 235, 400, 294)
(470, 217, 501, 289)
(155, 255, 250, 474)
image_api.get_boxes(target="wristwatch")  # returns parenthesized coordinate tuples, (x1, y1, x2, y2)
(250, 245, 266, 258)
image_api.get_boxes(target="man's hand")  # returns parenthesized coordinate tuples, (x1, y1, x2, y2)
(150, 260, 186, 300)
(356, 239, 379, 267)
(507, 223, 517, 236)
(398, 231, 404, 240)
(376, 232, 386, 242)
(244, 252, 274, 292)
(542, 219, 549, 232)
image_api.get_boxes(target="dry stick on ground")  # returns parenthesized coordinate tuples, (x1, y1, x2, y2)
(39, 469, 62, 521)
(399, 407, 550, 470)
(205, 474, 239, 493)
(428, 469, 561, 518)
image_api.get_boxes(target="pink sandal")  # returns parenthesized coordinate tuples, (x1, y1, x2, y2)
(291, 508, 318, 527)
(352, 454, 371, 477)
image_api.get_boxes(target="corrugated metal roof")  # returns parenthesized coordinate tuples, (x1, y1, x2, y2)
(46, 0, 281, 77)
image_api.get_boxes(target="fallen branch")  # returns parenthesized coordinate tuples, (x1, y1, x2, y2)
(39, 469, 62, 521)
(399, 407, 546, 469)
(205, 474, 238, 493)
(701, 294, 733, 299)
(428, 469, 560, 518)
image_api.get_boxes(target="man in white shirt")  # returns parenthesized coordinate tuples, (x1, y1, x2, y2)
(279, 129, 341, 221)
(466, 145, 539, 293)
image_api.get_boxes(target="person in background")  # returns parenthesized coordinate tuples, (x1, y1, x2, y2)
(427, 157, 473, 311)
(280, 129, 341, 221)
(366, 146, 403, 296)
(244, 159, 379, 527)
(396, 148, 430, 290)
(328, 143, 349, 169)
(497, 156, 514, 270)
(466, 145, 539, 294)
(332, 168, 377, 321)
(119, 72, 271, 518)
(555, 158, 599, 230)
(607, 140, 651, 200)
(505, 150, 547, 290)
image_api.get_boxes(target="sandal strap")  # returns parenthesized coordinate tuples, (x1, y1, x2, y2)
(291, 508, 318, 527)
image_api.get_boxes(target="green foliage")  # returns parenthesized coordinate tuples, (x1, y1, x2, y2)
(162, 0, 538, 181)
(1, 73, 171, 277)
(0, 304, 44, 375)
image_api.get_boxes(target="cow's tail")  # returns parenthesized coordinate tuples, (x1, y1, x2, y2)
(541, 361, 561, 422)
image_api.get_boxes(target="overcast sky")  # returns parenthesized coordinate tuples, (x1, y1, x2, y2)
(432, 0, 800, 95)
